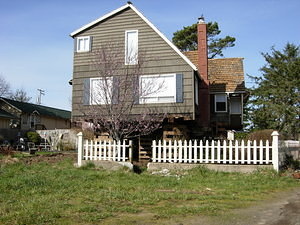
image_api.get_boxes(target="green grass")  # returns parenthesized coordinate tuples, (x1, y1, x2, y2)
(0, 158, 299, 225)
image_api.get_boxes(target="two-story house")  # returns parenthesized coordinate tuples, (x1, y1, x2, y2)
(70, 2, 247, 141)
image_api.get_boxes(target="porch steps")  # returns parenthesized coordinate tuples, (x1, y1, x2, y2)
(138, 136, 152, 164)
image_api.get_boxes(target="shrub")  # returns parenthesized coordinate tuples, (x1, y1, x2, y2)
(282, 154, 300, 170)
(57, 141, 75, 151)
(83, 129, 95, 140)
(247, 129, 274, 142)
(234, 132, 249, 140)
(0, 146, 14, 156)
(26, 131, 41, 144)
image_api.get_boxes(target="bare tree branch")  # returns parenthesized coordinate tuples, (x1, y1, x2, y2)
(0, 74, 12, 97)
(78, 43, 166, 140)
(10, 88, 32, 102)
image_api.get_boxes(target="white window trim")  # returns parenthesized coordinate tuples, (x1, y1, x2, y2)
(125, 30, 138, 65)
(77, 36, 91, 52)
(215, 93, 227, 113)
(89, 77, 113, 105)
(139, 73, 176, 104)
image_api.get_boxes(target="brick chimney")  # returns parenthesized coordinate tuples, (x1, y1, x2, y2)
(197, 16, 210, 127)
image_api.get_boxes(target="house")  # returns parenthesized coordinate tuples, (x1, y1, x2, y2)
(0, 108, 17, 129)
(0, 98, 71, 130)
(70, 2, 247, 141)
(183, 51, 246, 133)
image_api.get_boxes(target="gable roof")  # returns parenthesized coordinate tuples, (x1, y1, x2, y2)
(183, 51, 245, 93)
(0, 98, 71, 120)
(0, 108, 17, 119)
(70, 3, 197, 71)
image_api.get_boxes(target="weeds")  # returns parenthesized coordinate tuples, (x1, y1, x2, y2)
(0, 146, 14, 156)
(0, 160, 299, 225)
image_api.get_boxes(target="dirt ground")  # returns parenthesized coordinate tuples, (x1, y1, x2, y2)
(155, 187, 300, 225)
(105, 187, 300, 225)
(0, 152, 76, 165)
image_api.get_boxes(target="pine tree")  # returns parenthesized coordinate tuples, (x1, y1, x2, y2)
(249, 43, 300, 139)
(172, 22, 235, 58)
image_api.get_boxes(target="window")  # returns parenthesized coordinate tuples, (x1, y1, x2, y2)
(76, 36, 91, 52)
(22, 114, 28, 125)
(125, 30, 138, 65)
(30, 111, 40, 128)
(230, 97, 242, 114)
(90, 77, 113, 105)
(215, 94, 227, 112)
(139, 74, 176, 104)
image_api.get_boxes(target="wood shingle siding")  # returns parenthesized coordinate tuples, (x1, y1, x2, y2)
(72, 7, 195, 120)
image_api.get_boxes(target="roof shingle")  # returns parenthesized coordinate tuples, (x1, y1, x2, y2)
(183, 51, 245, 92)
(0, 98, 71, 120)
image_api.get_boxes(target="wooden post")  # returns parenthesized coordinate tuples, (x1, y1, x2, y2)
(234, 140, 239, 164)
(158, 140, 162, 163)
(205, 140, 209, 163)
(129, 140, 133, 162)
(272, 131, 279, 172)
(241, 140, 245, 164)
(77, 132, 83, 167)
(217, 140, 221, 163)
(163, 140, 167, 163)
(152, 140, 156, 162)
(229, 140, 233, 164)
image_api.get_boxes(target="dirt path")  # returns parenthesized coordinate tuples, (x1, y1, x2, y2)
(177, 187, 300, 225)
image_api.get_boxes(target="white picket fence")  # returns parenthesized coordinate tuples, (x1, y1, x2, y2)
(77, 132, 132, 166)
(152, 131, 279, 171)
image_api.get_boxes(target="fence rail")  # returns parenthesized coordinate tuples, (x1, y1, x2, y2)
(152, 131, 279, 171)
(77, 132, 132, 166)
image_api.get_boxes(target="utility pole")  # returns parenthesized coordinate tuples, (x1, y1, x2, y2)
(36, 89, 45, 105)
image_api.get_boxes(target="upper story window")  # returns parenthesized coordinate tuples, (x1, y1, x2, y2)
(90, 77, 113, 105)
(125, 30, 138, 65)
(139, 74, 176, 104)
(215, 94, 227, 112)
(76, 36, 91, 52)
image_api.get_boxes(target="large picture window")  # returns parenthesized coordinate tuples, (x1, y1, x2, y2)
(139, 74, 176, 104)
(90, 77, 113, 105)
(125, 30, 138, 65)
(215, 94, 227, 112)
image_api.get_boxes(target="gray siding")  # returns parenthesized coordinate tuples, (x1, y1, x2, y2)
(72, 8, 195, 120)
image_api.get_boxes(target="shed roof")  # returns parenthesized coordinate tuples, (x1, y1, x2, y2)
(0, 98, 71, 120)
(183, 51, 245, 93)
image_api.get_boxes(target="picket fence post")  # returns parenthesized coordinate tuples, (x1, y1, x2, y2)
(271, 131, 279, 172)
(77, 132, 83, 167)
(129, 140, 133, 162)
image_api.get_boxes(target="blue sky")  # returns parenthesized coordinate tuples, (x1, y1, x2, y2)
(0, 0, 299, 110)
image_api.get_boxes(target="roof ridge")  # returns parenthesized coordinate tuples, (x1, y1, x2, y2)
(1, 97, 70, 112)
